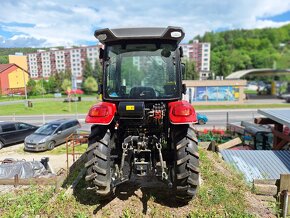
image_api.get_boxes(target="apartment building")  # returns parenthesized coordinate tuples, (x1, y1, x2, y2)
(27, 45, 99, 86)
(180, 40, 211, 80)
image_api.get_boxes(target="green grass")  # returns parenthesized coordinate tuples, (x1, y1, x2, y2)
(244, 90, 257, 94)
(0, 99, 289, 116)
(0, 100, 96, 115)
(46, 143, 87, 155)
(0, 150, 263, 217)
(17, 143, 88, 155)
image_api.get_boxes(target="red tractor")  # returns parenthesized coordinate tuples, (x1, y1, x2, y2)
(85, 27, 199, 202)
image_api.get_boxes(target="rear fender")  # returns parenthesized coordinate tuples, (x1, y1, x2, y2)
(168, 100, 197, 124)
(85, 102, 116, 125)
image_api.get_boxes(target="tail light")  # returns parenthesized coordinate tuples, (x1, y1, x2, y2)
(173, 105, 193, 116)
(89, 105, 109, 117)
(86, 102, 116, 124)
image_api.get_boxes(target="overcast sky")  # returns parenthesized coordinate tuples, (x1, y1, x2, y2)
(0, 0, 289, 47)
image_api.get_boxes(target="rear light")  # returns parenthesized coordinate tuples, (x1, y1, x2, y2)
(89, 105, 109, 117)
(173, 105, 192, 116)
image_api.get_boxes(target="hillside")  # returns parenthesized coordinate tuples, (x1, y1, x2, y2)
(193, 24, 290, 78)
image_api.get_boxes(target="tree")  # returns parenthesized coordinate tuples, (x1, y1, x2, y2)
(27, 80, 46, 96)
(54, 72, 62, 92)
(0, 56, 8, 64)
(83, 76, 98, 94)
(47, 75, 57, 93)
(93, 59, 102, 84)
(184, 60, 199, 80)
(26, 79, 36, 95)
(83, 58, 93, 80)
(61, 79, 72, 92)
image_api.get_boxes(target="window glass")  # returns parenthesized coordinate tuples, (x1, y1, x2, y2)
(2, 124, 16, 132)
(35, 123, 60, 135)
(16, 123, 32, 130)
(105, 43, 178, 99)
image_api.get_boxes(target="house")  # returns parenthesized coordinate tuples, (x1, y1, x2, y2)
(0, 64, 29, 95)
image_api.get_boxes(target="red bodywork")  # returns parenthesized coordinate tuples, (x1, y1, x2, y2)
(168, 100, 197, 124)
(86, 102, 116, 125)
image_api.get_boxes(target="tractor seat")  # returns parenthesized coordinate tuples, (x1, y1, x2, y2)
(130, 87, 156, 99)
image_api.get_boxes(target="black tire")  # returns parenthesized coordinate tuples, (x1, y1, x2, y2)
(85, 128, 112, 196)
(48, 141, 55, 150)
(198, 119, 205, 125)
(172, 124, 199, 202)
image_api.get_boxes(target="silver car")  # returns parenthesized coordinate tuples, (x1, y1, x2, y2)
(24, 119, 80, 151)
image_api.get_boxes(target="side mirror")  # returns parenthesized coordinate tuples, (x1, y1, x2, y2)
(179, 46, 184, 58)
(57, 131, 62, 135)
(98, 84, 103, 94)
(99, 48, 104, 60)
(181, 63, 185, 76)
(182, 84, 187, 94)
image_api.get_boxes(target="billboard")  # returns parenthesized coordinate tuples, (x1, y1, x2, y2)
(189, 86, 239, 102)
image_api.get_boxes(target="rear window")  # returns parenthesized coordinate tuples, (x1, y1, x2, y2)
(2, 124, 16, 132)
(64, 120, 79, 129)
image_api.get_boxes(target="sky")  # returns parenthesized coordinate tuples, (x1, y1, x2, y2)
(0, 0, 289, 48)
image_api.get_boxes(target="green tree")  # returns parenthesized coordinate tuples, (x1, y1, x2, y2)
(83, 76, 98, 94)
(184, 60, 199, 80)
(33, 82, 46, 95)
(47, 75, 57, 93)
(93, 59, 102, 84)
(0, 56, 8, 64)
(26, 79, 36, 95)
(83, 58, 93, 80)
(61, 79, 72, 92)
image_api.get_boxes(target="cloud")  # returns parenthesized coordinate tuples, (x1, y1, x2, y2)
(0, 34, 46, 47)
(0, 0, 289, 47)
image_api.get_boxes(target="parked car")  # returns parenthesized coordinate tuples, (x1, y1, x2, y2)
(197, 113, 208, 125)
(24, 119, 81, 151)
(0, 122, 38, 149)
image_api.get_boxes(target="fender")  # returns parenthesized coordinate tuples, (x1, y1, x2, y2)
(85, 102, 116, 125)
(168, 100, 197, 124)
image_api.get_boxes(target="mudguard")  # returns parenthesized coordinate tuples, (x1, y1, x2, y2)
(85, 102, 116, 125)
(168, 100, 197, 124)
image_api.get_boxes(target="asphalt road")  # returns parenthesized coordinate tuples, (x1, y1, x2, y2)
(0, 109, 263, 129)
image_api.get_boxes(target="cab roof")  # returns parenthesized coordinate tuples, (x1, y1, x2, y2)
(94, 26, 185, 44)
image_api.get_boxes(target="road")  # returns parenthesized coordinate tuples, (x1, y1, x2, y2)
(0, 109, 266, 129)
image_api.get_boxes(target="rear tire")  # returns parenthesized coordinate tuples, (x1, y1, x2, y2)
(48, 141, 55, 150)
(85, 128, 112, 196)
(172, 124, 199, 202)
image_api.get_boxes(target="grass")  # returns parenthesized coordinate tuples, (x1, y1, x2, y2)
(0, 150, 262, 217)
(0, 100, 96, 115)
(0, 99, 289, 116)
(17, 143, 88, 155)
(188, 150, 253, 217)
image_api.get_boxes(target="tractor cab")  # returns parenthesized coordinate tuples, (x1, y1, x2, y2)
(96, 27, 185, 102)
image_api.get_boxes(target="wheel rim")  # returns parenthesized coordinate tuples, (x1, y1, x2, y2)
(48, 141, 55, 150)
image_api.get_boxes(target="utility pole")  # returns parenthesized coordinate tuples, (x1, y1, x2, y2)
(23, 70, 28, 105)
